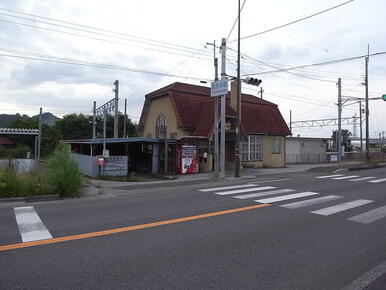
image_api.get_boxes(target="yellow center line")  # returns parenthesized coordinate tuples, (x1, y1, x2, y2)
(0, 203, 271, 252)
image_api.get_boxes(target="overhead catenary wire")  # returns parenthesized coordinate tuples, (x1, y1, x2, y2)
(229, 0, 354, 42)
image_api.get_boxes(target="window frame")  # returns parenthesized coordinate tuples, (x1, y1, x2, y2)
(241, 135, 262, 161)
(271, 138, 281, 154)
(155, 114, 167, 139)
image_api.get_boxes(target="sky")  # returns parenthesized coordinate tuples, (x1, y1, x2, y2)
(0, 0, 385, 139)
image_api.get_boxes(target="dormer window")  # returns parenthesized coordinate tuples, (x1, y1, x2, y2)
(156, 114, 167, 139)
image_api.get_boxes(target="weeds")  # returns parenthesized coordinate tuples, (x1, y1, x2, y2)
(46, 143, 83, 197)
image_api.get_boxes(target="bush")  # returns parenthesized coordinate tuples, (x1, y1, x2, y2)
(0, 166, 49, 198)
(46, 143, 83, 197)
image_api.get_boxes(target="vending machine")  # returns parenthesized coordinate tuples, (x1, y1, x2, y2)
(177, 145, 199, 174)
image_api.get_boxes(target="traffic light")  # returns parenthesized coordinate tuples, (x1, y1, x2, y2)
(382, 94, 386, 101)
(244, 77, 262, 86)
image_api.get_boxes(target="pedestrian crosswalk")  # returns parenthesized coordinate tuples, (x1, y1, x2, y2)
(315, 174, 386, 184)
(198, 183, 386, 225)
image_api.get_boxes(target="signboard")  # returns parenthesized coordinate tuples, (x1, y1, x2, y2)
(104, 156, 127, 171)
(330, 155, 338, 162)
(211, 79, 228, 97)
(96, 156, 105, 166)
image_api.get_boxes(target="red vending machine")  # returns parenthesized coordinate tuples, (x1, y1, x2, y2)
(177, 145, 199, 174)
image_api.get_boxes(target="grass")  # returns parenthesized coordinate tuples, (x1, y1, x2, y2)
(0, 143, 84, 198)
(46, 143, 83, 197)
(0, 167, 49, 198)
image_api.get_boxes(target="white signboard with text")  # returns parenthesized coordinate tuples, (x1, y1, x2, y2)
(211, 79, 228, 97)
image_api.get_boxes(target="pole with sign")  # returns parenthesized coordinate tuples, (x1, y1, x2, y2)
(211, 78, 228, 177)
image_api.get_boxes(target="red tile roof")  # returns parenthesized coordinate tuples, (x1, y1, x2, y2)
(140, 82, 290, 137)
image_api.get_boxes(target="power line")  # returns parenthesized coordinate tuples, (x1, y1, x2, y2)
(0, 17, 214, 61)
(242, 51, 386, 76)
(229, 48, 337, 83)
(0, 7, 206, 54)
(226, 0, 247, 42)
(229, 0, 354, 42)
(0, 51, 210, 82)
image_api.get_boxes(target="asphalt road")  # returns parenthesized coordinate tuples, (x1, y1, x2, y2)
(0, 167, 386, 289)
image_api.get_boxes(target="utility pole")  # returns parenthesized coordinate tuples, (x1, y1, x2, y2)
(235, 0, 241, 178)
(290, 110, 292, 136)
(220, 37, 227, 177)
(260, 87, 264, 99)
(123, 98, 127, 138)
(92, 101, 96, 139)
(359, 100, 363, 151)
(207, 40, 219, 177)
(113, 80, 119, 138)
(37, 107, 42, 168)
(337, 78, 342, 165)
(365, 50, 370, 162)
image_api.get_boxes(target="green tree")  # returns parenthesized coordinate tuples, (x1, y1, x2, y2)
(55, 114, 93, 140)
(332, 129, 353, 152)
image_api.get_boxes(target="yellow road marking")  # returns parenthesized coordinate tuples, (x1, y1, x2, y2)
(0, 203, 270, 252)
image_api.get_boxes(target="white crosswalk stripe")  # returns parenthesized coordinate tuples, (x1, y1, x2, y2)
(347, 205, 386, 224)
(368, 178, 386, 183)
(214, 186, 275, 196)
(199, 182, 384, 225)
(255, 191, 318, 204)
(349, 176, 375, 181)
(332, 175, 359, 180)
(14, 206, 52, 242)
(311, 199, 373, 216)
(233, 189, 294, 200)
(280, 195, 342, 209)
(198, 184, 256, 192)
(316, 174, 344, 179)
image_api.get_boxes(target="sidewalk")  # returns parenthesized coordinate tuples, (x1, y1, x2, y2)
(85, 163, 338, 196)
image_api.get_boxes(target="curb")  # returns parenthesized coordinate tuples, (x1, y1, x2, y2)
(25, 195, 61, 203)
(0, 194, 61, 203)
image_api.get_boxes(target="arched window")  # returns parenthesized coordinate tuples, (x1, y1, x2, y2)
(155, 114, 167, 138)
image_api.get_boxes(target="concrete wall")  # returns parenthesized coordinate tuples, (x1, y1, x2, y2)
(71, 153, 98, 177)
(286, 138, 327, 164)
(262, 136, 286, 167)
(71, 153, 128, 177)
(142, 96, 188, 139)
(0, 159, 37, 173)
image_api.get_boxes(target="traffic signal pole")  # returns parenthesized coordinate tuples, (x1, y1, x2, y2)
(235, 0, 241, 178)
(220, 38, 226, 177)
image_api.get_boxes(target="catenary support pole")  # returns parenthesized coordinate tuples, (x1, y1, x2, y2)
(235, 0, 241, 178)
(220, 38, 227, 177)
(103, 108, 107, 154)
(113, 80, 119, 138)
(124, 98, 127, 138)
(359, 100, 363, 152)
(92, 101, 96, 139)
(337, 78, 342, 165)
(37, 107, 42, 168)
(365, 53, 370, 162)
